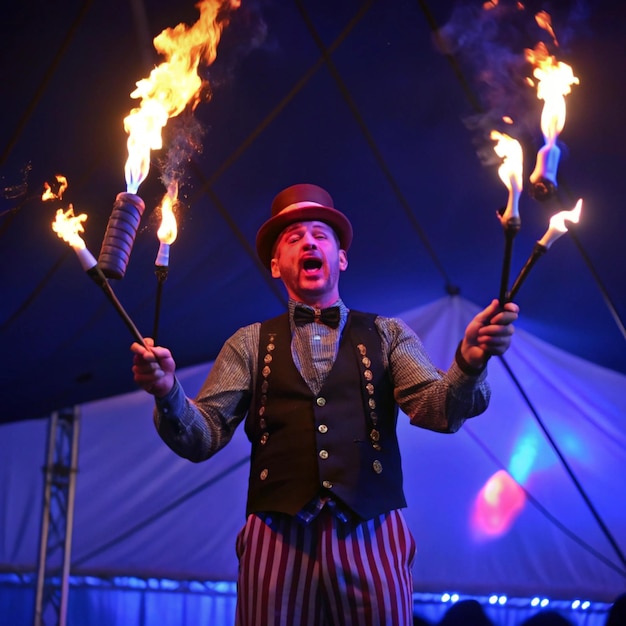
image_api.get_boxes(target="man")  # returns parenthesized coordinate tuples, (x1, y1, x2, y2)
(131, 183, 519, 626)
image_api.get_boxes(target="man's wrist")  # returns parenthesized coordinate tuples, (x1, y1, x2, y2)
(455, 342, 488, 376)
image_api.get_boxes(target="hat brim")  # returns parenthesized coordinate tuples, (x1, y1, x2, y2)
(255, 204, 353, 269)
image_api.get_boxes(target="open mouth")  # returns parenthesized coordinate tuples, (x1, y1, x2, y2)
(302, 258, 323, 273)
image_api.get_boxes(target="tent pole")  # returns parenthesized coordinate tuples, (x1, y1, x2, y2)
(33, 407, 81, 626)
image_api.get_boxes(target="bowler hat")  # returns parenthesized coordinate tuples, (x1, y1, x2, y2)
(255, 183, 353, 269)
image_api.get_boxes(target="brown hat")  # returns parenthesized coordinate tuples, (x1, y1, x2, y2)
(255, 183, 353, 269)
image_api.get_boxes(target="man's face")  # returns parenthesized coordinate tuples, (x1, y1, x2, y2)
(270, 220, 348, 307)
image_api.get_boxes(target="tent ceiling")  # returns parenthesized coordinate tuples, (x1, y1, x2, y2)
(2, 0, 625, 424)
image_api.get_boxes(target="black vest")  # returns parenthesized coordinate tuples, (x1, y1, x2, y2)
(245, 311, 406, 520)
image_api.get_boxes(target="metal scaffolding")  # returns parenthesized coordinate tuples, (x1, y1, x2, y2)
(33, 407, 81, 626)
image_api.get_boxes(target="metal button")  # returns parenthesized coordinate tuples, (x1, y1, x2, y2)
(318, 424, 328, 434)
(316, 397, 326, 407)
(259, 418, 267, 429)
(372, 460, 383, 474)
(322, 480, 333, 489)
(260, 432, 269, 445)
(319, 449, 329, 460)
(264, 353, 273, 363)
(260, 469, 269, 480)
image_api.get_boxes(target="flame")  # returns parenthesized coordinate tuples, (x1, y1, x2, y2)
(124, 0, 240, 193)
(52, 206, 88, 250)
(490, 130, 523, 194)
(42, 175, 68, 201)
(526, 42, 579, 145)
(535, 11, 558, 47)
(538, 198, 583, 248)
(157, 183, 179, 246)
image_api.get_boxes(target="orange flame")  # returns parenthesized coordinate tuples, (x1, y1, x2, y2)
(491, 130, 523, 223)
(52, 206, 100, 271)
(157, 183, 179, 246)
(124, 0, 240, 193)
(154, 182, 179, 266)
(535, 11, 558, 47)
(491, 131, 523, 193)
(42, 175, 68, 201)
(52, 206, 88, 250)
(526, 42, 579, 145)
(538, 198, 583, 248)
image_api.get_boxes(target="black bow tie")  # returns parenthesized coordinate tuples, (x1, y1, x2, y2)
(293, 306, 341, 329)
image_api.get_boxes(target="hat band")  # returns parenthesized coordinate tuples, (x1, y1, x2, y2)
(279, 201, 326, 214)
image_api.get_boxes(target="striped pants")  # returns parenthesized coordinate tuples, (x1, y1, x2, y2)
(234, 508, 416, 626)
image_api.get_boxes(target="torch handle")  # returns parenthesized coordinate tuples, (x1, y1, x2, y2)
(153, 265, 169, 344)
(87, 266, 147, 347)
(507, 243, 547, 302)
(498, 217, 521, 306)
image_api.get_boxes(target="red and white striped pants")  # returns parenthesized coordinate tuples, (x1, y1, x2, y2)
(235, 507, 416, 626)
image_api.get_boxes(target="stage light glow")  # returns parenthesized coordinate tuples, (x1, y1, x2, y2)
(471, 470, 526, 539)
(508, 434, 540, 483)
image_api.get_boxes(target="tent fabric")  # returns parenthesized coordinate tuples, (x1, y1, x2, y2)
(2, 296, 625, 612)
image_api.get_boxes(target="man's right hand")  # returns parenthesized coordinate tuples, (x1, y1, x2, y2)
(131, 338, 176, 398)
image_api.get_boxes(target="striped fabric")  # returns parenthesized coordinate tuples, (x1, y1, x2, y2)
(235, 507, 416, 626)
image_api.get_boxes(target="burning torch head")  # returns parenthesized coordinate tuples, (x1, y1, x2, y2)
(98, 192, 146, 279)
(529, 143, 561, 202)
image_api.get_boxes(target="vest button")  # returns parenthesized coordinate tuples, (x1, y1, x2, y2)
(318, 424, 328, 434)
(260, 432, 269, 445)
(319, 449, 329, 460)
(260, 469, 269, 480)
(372, 460, 383, 474)
(316, 397, 326, 407)
(322, 480, 333, 489)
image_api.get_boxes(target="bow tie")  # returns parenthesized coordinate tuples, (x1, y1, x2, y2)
(293, 306, 341, 329)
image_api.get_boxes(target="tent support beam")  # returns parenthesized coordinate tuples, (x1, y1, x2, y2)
(33, 407, 81, 626)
